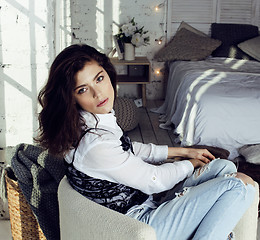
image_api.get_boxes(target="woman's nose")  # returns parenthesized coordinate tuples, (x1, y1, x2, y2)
(92, 87, 102, 99)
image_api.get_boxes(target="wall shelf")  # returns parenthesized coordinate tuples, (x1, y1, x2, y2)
(110, 57, 150, 106)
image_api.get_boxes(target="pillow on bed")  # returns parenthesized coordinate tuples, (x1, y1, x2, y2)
(211, 23, 259, 59)
(238, 36, 260, 61)
(238, 144, 260, 164)
(154, 28, 221, 61)
(177, 21, 208, 37)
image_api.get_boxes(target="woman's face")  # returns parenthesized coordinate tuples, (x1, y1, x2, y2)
(74, 61, 115, 114)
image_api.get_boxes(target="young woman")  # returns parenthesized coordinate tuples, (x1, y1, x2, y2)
(37, 44, 256, 240)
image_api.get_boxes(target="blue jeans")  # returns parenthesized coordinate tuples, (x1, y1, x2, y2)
(126, 159, 256, 240)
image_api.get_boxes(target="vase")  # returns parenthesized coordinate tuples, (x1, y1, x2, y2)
(124, 43, 135, 61)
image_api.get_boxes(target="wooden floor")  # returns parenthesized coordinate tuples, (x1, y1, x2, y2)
(127, 100, 180, 147)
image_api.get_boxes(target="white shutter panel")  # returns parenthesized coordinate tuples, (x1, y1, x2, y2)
(167, 0, 260, 39)
(217, 0, 260, 26)
(171, 0, 216, 23)
(169, 0, 217, 36)
(255, 0, 260, 26)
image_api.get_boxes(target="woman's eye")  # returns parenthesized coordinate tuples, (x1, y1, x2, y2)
(97, 76, 104, 82)
(78, 87, 88, 94)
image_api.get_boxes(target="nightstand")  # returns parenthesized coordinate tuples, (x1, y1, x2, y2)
(110, 57, 150, 107)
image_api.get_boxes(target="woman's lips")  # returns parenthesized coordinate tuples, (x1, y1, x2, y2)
(97, 98, 108, 107)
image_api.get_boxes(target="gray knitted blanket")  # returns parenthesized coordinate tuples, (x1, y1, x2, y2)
(7, 144, 65, 240)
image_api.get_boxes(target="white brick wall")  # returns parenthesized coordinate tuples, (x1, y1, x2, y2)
(70, 0, 168, 100)
(0, 0, 168, 149)
(0, 0, 55, 148)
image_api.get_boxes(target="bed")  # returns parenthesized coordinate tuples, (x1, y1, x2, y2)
(152, 21, 260, 160)
(152, 57, 260, 160)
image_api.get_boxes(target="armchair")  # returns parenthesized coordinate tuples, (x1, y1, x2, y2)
(58, 176, 259, 240)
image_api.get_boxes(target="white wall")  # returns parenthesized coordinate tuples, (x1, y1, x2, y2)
(70, 0, 169, 100)
(0, 0, 168, 149)
(0, 0, 55, 148)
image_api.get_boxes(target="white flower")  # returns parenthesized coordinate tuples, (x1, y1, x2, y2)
(131, 33, 144, 47)
(121, 23, 136, 37)
(116, 17, 149, 47)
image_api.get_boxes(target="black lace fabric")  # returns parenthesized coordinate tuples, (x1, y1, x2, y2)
(120, 132, 134, 153)
(65, 132, 148, 214)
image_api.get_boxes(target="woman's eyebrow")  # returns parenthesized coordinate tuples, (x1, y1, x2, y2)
(93, 70, 103, 81)
(74, 70, 103, 91)
(74, 84, 87, 91)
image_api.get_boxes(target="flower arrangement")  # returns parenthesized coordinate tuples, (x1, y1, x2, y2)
(116, 18, 149, 47)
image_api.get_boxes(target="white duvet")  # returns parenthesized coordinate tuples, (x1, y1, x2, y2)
(152, 57, 260, 159)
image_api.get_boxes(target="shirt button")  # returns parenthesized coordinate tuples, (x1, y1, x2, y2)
(152, 176, 156, 181)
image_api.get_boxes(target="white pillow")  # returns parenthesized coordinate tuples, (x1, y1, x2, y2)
(238, 36, 260, 61)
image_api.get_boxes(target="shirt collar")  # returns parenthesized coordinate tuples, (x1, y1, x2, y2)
(81, 110, 118, 129)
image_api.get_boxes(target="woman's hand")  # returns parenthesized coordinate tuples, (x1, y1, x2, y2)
(185, 148, 215, 163)
(168, 147, 215, 163)
(188, 158, 209, 169)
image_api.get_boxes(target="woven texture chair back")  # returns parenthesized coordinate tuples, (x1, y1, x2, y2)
(5, 172, 46, 240)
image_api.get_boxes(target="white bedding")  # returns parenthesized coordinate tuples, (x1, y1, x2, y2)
(152, 57, 260, 160)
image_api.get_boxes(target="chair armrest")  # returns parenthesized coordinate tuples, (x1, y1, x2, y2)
(233, 181, 259, 240)
(58, 176, 156, 240)
(58, 177, 259, 240)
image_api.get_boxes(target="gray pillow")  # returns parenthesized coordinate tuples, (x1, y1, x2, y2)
(154, 28, 221, 62)
(238, 36, 260, 61)
(177, 21, 208, 37)
(239, 144, 260, 164)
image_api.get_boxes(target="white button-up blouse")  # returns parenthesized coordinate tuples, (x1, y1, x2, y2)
(64, 110, 194, 195)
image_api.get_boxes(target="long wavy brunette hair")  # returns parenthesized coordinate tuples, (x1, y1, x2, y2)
(36, 44, 117, 156)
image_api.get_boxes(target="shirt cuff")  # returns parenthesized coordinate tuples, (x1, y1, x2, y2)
(182, 160, 194, 177)
(153, 145, 168, 162)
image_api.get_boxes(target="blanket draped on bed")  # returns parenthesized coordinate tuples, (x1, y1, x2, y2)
(4, 144, 65, 240)
(151, 58, 260, 160)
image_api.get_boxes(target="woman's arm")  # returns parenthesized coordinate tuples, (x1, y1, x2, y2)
(132, 141, 168, 163)
(168, 147, 215, 162)
(75, 139, 194, 195)
(133, 142, 215, 166)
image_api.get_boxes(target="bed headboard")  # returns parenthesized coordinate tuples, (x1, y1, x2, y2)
(166, 0, 260, 40)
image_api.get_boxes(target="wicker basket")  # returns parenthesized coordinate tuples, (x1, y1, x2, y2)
(5, 171, 46, 240)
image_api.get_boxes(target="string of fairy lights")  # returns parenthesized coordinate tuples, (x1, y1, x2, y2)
(154, 0, 168, 76)
(154, 0, 167, 46)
